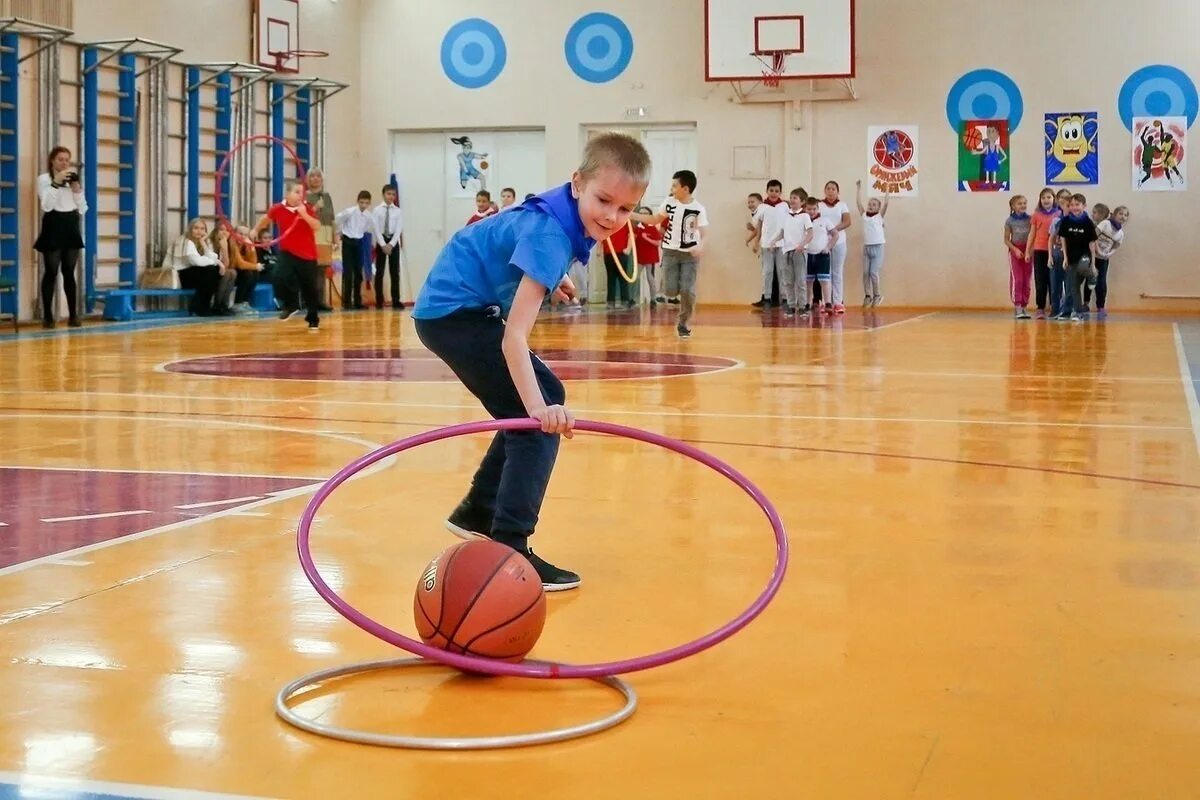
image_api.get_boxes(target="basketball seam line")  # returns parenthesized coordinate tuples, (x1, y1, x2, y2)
(415, 592, 438, 636)
(443, 550, 514, 649)
(433, 543, 466, 641)
(458, 588, 545, 655)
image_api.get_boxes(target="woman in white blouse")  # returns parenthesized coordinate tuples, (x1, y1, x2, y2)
(34, 146, 87, 328)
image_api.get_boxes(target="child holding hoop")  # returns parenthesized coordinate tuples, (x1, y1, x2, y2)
(413, 132, 651, 591)
(253, 179, 322, 331)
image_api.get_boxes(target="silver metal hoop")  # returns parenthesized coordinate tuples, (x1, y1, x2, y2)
(275, 657, 638, 750)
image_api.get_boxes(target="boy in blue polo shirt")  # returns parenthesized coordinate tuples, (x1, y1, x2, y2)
(412, 132, 651, 591)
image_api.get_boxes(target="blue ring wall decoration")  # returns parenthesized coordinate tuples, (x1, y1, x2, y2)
(1117, 65, 1198, 130)
(441, 18, 507, 89)
(946, 69, 1024, 133)
(564, 12, 633, 83)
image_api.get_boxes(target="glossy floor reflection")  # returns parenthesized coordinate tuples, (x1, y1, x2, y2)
(0, 306, 1198, 799)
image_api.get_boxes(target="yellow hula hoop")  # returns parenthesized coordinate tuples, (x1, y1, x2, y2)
(604, 220, 638, 284)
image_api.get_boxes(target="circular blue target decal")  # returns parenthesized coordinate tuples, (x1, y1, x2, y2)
(946, 69, 1024, 132)
(1118, 65, 1198, 130)
(564, 12, 633, 83)
(441, 18, 506, 89)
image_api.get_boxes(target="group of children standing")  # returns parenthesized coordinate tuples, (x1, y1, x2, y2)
(747, 179, 889, 316)
(1005, 187, 1129, 321)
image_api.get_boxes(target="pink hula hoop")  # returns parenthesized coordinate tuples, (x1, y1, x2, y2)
(297, 418, 788, 679)
(214, 134, 306, 250)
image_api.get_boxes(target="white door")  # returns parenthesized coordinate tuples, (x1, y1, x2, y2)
(582, 125, 698, 301)
(390, 132, 447, 300)
(391, 129, 546, 298)
(641, 128, 698, 210)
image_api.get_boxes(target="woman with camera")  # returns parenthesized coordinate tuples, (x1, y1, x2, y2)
(34, 146, 87, 328)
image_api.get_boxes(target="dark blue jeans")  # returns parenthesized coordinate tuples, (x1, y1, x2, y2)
(415, 309, 565, 536)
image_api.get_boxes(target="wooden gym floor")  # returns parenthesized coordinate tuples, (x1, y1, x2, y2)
(0, 306, 1198, 799)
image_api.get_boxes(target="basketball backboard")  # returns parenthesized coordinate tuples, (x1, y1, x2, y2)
(705, 0, 854, 82)
(253, 0, 300, 73)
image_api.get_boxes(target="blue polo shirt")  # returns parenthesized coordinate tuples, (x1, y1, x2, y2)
(412, 183, 595, 319)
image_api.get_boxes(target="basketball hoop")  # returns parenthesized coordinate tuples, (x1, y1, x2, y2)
(271, 48, 330, 72)
(758, 51, 786, 88)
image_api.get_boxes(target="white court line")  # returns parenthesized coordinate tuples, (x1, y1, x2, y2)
(49, 559, 92, 566)
(179, 355, 738, 369)
(0, 414, 391, 579)
(756, 364, 1180, 384)
(175, 495, 264, 510)
(0, 772, 273, 800)
(1173, 323, 1200, 458)
(42, 509, 152, 523)
(863, 311, 938, 332)
(0, 388, 1188, 432)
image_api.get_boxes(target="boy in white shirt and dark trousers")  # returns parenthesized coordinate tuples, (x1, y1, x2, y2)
(634, 170, 707, 339)
(371, 185, 405, 309)
(781, 188, 814, 316)
(334, 190, 383, 310)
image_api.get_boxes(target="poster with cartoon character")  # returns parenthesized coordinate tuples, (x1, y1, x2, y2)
(958, 119, 1009, 192)
(867, 125, 919, 196)
(1133, 116, 1186, 191)
(1045, 112, 1099, 185)
(447, 134, 493, 198)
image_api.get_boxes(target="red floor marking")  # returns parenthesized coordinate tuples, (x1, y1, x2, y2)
(0, 468, 315, 569)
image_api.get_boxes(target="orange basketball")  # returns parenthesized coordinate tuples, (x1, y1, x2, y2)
(479, 160, 489, 170)
(962, 127, 983, 151)
(413, 540, 546, 662)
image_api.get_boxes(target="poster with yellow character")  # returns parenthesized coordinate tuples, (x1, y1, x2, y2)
(1045, 112, 1099, 185)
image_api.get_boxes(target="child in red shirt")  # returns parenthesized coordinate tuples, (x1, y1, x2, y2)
(253, 179, 322, 330)
(603, 219, 634, 308)
(466, 190, 497, 226)
(633, 205, 663, 306)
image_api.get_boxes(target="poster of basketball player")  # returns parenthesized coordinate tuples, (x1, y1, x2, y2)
(1132, 116, 1186, 192)
(957, 119, 1009, 192)
(447, 134, 494, 198)
(867, 125, 919, 196)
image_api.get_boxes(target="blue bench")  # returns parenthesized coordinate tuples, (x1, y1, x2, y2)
(101, 283, 276, 321)
(101, 288, 194, 321)
(251, 282, 276, 311)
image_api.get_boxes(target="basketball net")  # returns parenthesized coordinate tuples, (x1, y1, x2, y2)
(760, 51, 786, 88)
(271, 49, 330, 72)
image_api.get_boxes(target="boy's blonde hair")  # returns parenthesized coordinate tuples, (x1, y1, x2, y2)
(578, 132, 651, 186)
(1092, 203, 1110, 220)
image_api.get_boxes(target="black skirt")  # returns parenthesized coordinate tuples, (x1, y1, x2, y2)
(34, 210, 84, 253)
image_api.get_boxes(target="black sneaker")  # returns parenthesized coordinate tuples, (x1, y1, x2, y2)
(445, 499, 493, 540)
(522, 549, 581, 592)
(751, 297, 768, 310)
(279, 307, 301, 320)
(676, 324, 691, 339)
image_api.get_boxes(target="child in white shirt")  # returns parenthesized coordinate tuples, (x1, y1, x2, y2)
(803, 197, 839, 314)
(780, 189, 814, 316)
(335, 189, 383, 309)
(855, 179, 890, 307)
(1088, 204, 1128, 318)
(371, 185, 405, 308)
